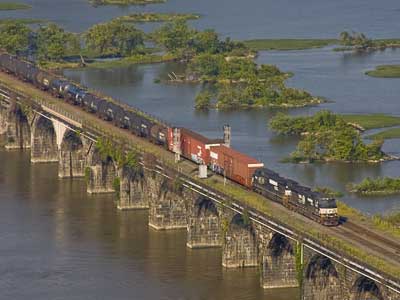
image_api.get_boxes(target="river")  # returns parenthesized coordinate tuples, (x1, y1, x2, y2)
(0, 150, 297, 300)
(1, 0, 400, 298)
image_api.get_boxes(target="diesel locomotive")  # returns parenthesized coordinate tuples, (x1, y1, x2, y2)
(0, 51, 339, 226)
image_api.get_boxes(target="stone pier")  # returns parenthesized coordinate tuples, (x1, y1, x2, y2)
(86, 150, 116, 194)
(118, 166, 148, 210)
(261, 233, 298, 289)
(31, 116, 58, 163)
(58, 130, 87, 178)
(222, 214, 258, 268)
(187, 197, 221, 248)
(0, 102, 30, 149)
(148, 173, 188, 230)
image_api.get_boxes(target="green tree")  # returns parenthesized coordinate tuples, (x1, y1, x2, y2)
(195, 90, 212, 110)
(85, 20, 144, 56)
(0, 22, 31, 54)
(37, 23, 78, 61)
(153, 19, 195, 54)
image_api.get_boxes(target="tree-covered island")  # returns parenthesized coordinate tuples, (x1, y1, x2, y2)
(335, 31, 400, 52)
(269, 110, 389, 163)
(89, 0, 166, 6)
(349, 177, 400, 196)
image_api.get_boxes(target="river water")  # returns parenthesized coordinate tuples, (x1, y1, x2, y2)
(2, 0, 400, 299)
(0, 150, 297, 300)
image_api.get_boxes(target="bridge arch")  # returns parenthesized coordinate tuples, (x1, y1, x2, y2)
(302, 254, 343, 300)
(2, 103, 31, 149)
(262, 233, 298, 288)
(187, 197, 221, 248)
(31, 115, 58, 163)
(86, 147, 117, 193)
(58, 130, 86, 178)
(222, 213, 258, 268)
(350, 276, 383, 300)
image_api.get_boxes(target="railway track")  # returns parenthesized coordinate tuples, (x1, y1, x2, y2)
(331, 221, 400, 267)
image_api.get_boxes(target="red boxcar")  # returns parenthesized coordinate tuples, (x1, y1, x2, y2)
(180, 128, 223, 164)
(208, 145, 264, 187)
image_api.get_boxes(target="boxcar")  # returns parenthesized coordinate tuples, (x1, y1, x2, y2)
(209, 145, 264, 188)
(180, 128, 223, 165)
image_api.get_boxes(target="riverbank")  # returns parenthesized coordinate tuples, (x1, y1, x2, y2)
(0, 2, 31, 10)
(243, 39, 338, 51)
(367, 128, 400, 140)
(89, 0, 165, 5)
(365, 65, 400, 78)
(0, 18, 46, 25)
(341, 114, 400, 130)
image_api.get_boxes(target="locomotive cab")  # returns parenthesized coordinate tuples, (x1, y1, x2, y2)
(318, 197, 339, 226)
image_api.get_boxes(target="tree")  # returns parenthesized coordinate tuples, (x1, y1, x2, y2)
(153, 20, 195, 53)
(195, 90, 212, 110)
(85, 21, 144, 56)
(37, 23, 78, 61)
(0, 22, 31, 54)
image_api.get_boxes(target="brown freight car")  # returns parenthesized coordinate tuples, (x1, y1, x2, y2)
(180, 128, 223, 165)
(208, 145, 264, 188)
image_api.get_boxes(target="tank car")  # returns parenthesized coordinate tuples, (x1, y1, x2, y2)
(150, 124, 168, 146)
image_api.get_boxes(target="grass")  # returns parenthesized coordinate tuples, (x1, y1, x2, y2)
(367, 127, 400, 140)
(341, 114, 400, 130)
(0, 2, 31, 10)
(365, 65, 400, 78)
(0, 18, 46, 25)
(39, 53, 176, 70)
(115, 13, 200, 23)
(242, 39, 338, 51)
(90, 0, 165, 5)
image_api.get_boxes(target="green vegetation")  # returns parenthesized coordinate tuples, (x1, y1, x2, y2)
(0, 22, 31, 54)
(85, 20, 145, 57)
(188, 53, 320, 109)
(367, 128, 400, 140)
(194, 91, 212, 110)
(90, 0, 165, 6)
(243, 39, 337, 51)
(349, 177, 400, 195)
(37, 23, 80, 61)
(0, 2, 31, 10)
(96, 137, 140, 169)
(152, 20, 251, 59)
(270, 111, 386, 163)
(365, 65, 400, 78)
(315, 186, 344, 198)
(115, 13, 200, 23)
(340, 114, 400, 130)
(0, 18, 46, 25)
(337, 31, 400, 51)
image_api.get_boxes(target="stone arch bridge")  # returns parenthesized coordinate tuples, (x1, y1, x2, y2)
(0, 85, 399, 300)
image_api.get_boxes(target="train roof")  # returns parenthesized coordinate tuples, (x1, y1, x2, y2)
(181, 127, 224, 145)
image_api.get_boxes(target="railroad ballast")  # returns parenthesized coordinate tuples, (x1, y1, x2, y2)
(0, 51, 339, 226)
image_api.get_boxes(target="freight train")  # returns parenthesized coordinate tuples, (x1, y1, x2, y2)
(0, 51, 339, 226)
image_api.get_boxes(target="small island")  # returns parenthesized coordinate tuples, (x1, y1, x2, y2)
(89, 0, 165, 6)
(349, 177, 400, 195)
(270, 110, 390, 163)
(115, 13, 200, 23)
(335, 31, 400, 52)
(243, 39, 337, 51)
(365, 65, 400, 78)
(0, 2, 31, 10)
